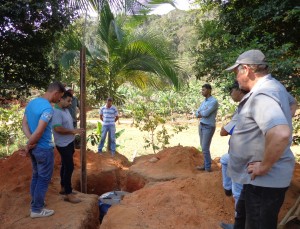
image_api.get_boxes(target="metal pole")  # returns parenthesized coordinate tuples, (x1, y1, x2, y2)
(80, 46, 87, 193)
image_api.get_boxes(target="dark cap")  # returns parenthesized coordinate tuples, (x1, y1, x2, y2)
(107, 97, 113, 101)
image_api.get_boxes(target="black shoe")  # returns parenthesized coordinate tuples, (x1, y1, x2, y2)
(224, 189, 232, 196)
(220, 222, 234, 229)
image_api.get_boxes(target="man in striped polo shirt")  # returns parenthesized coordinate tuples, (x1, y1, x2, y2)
(98, 98, 119, 156)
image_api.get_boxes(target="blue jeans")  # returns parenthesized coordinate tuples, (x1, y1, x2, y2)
(199, 123, 215, 169)
(30, 147, 54, 213)
(220, 153, 243, 206)
(98, 125, 116, 153)
(56, 141, 75, 194)
(234, 184, 288, 229)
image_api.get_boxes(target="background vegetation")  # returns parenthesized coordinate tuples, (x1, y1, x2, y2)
(0, 0, 299, 159)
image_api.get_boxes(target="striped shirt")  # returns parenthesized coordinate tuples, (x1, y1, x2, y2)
(99, 105, 118, 126)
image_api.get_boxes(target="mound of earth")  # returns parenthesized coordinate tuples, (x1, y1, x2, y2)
(0, 146, 299, 229)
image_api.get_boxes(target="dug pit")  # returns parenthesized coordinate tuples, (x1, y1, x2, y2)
(1, 146, 300, 229)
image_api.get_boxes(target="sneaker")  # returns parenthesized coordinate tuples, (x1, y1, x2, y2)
(30, 208, 54, 218)
(196, 165, 205, 171)
(224, 189, 232, 197)
(29, 201, 46, 213)
(220, 222, 234, 229)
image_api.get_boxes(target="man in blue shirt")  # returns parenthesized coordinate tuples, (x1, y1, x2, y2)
(195, 84, 219, 172)
(22, 82, 65, 218)
(98, 98, 119, 156)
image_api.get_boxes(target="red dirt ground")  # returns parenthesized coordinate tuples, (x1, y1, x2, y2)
(0, 146, 300, 229)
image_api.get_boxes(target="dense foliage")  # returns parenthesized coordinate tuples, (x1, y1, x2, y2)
(131, 9, 200, 78)
(0, 0, 78, 98)
(60, 2, 182, 106)
(193, 0, 300, 95)
(0, 104, 25, 157)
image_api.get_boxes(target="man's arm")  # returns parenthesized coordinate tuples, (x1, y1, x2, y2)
(54, 126, 84, 135)
(247, 124, 290, 180)
(20, 119, 48, 156)
(22, 115, 31, 139)
(287, 92, 297, 117)
(199, 99, 218, 117)
(248, 94, 291, 180)
(27, 120, 48, 146)
(20, 114, 36, 156)
(100, 114, 103, 121)
(220, 112, 238, 136)
(290, 103, 297, 117)
(195, 106, 202, 118)
(115, 107, 119, 122)
(220, 127, 229, 136)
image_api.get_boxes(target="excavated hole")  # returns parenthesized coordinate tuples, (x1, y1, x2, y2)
(73, 165, 147, 223)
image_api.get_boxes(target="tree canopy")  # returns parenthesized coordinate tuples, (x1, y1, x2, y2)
(60, 2, 182, 105)
(193, 0, 300, 95)
(0, 0, 77, 97)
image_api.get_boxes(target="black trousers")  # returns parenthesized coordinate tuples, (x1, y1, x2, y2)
(56, 141, 75, 194)
(234, 184, 288, 229)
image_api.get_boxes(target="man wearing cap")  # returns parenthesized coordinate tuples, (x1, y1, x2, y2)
(98, 98, 119, 156)
(220, 81, 247, 204)
(195, 84, 219, 172)
(225, 50, 295, 228)
(66, 87, 80, 128)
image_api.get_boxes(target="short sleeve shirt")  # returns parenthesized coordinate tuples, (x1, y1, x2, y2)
(25, 97, 54, 149)
(52, 104, 75, 147)
(228, 75, 295, 188)
(223, 111, 238, 134)
(100, 105, 118, 126)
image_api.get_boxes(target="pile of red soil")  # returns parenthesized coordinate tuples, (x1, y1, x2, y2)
(0, 146, 299, 229)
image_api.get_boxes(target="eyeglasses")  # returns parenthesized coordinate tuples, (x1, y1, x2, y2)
(234, 64, 245, 74)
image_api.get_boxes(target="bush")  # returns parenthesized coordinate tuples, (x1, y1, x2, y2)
(0, 104, 26, 157)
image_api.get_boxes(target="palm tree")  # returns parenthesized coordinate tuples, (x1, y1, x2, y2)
(61, 1, 182, 104)
(63, 0, 177, 192)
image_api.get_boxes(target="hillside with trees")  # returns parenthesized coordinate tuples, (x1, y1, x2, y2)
(132, 9, 200, 79)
